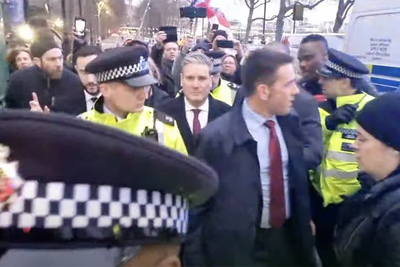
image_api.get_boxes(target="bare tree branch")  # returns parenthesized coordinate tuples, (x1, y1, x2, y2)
(252, 11, 292, 22)
(254, 2, 264, 9)
(342, 0, 355, 20)
(244, 0, 252, 9)
(254, 0, 271, 9)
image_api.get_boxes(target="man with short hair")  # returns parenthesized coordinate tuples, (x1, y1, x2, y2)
(159, 52, 230, 155)
(5, 37, 84, 115)
(183, 49, 316, 266)
(234, 42, 323, 170)
(151, 27, 179, 97)
(298, 34, 329, 96)
(73, 45, 102, 112)
(79, 46, 187, 155)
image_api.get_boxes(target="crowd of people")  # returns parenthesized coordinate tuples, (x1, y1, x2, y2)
(0, 21, 400, 267)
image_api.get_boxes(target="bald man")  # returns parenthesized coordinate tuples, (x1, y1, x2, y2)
(233, 43, 323, 170)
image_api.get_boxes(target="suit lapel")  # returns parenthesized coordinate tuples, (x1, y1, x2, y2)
(208, 96, 217, 122)
(173, 96, 196, 155)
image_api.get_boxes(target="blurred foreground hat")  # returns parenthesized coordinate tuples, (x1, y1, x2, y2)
(0, 110, 218, 266)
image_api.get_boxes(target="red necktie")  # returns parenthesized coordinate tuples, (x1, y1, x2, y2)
(265, 120, 286, 228)
(192, 109, 201, 135)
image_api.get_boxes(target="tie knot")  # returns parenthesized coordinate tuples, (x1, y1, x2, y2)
(192, 109, 201, 116)
(91, 97, 98, 103)
(265, 120, 275, 129)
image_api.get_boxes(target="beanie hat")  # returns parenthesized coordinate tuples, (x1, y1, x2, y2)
(356, 93, 400, 151)
(212, 30, 228, 42)
(191, 43, 209, 52)
(30, 38, 60, 58)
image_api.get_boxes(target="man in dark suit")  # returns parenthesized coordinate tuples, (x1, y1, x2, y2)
(183, 49, 316, 266)
(233, 42, 323, 170)
(159, 52, 230, 155)
(73, 46, 103, 113)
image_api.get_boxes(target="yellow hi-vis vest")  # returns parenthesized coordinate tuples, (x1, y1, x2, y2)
(211, 79, 237, 106)
(313, 93, 375, 206)
(79, 105, 188, 155)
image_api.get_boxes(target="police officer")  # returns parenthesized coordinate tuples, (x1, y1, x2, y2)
(79, 46, 187, 154)
(0, 110, 218, 267)
(310, 48, 375, 266)
(204, 51, 239, 106)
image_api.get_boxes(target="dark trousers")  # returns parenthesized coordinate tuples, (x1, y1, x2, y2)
(253, 222, 297, 267)
(310, 186, 341, 267)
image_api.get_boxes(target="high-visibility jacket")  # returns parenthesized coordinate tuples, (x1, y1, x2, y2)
(211, 79, 238, 106)
(79, 98, 188, 155)
(312, 93, 375, 206)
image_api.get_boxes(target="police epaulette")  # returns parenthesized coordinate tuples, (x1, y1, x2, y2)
(155, 110, 175, 126)
(228, 82, 239, 90)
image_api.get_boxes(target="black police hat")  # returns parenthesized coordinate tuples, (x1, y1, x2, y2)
(85, 46, 157, 88)
(317, 48, 370, 79)
(0, 110, 218, 266)
(204, 50, 226, 73)
(159, 26, 178, 44)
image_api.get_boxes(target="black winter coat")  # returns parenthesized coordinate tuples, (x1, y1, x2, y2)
(335, 168, 400, 267)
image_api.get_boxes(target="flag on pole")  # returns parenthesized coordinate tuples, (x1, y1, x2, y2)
(194, 0, 232, 37)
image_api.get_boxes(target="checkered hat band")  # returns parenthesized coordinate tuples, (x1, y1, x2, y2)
(326, 60, 363, 79)
(0, 181, 188, 235)
(96, 62, 150, 83)
(211, 58, 222, 67)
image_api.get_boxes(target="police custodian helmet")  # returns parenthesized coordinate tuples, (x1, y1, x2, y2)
(0, 110, 218, 267)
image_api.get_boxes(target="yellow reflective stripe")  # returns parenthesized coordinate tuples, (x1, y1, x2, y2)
(323, 169, 359, 179)
(326, 150, 357, 163)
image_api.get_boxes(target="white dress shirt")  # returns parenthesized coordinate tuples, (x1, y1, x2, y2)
(103, 104, 124, 121)
(184, 97, 209, 133)
(84, 91, 101, 112)
(242, 99, 290, 229)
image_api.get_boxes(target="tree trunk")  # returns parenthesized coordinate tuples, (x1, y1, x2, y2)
(244, 5, 254, 44)
(274, 0, 287, 41)
(332, 17, 343, 33)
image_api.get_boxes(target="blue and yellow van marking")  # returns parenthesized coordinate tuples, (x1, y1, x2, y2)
(367, 64, 400, 92)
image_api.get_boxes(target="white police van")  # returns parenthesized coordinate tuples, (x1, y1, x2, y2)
(344, 0, 400, 92)
(282, 33, 345, 58)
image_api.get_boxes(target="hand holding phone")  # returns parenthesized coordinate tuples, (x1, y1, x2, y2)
(74, 17, 86, 36)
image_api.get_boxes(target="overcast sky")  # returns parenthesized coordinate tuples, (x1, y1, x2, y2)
(215, 0, 340, 24)
(130, 0, 343, 24)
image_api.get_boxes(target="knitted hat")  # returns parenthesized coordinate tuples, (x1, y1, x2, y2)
(356, 93, 400, 151)
(30, 38, 60, 58)
(212, 30, 228, 42)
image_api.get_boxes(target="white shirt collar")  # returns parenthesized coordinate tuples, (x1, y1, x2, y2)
(184, 97, 209, 112)
(84, 90, 101, 102)
(103, 104, 124, 121)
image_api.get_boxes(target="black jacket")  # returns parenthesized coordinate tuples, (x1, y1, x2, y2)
(299, 79, 323, 96)
(335, 169, 400, 267)
(144, 84, 171, 110)
(5, 66, 85, 116)
(183, 102, 316, 266)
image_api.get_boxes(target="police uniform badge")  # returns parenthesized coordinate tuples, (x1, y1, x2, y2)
(0, 145, 24, 211)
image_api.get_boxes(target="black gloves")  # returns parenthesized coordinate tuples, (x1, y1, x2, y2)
(325, 104, 358, 131)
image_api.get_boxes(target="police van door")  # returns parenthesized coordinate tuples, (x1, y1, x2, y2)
(344, 0, 400, 93)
